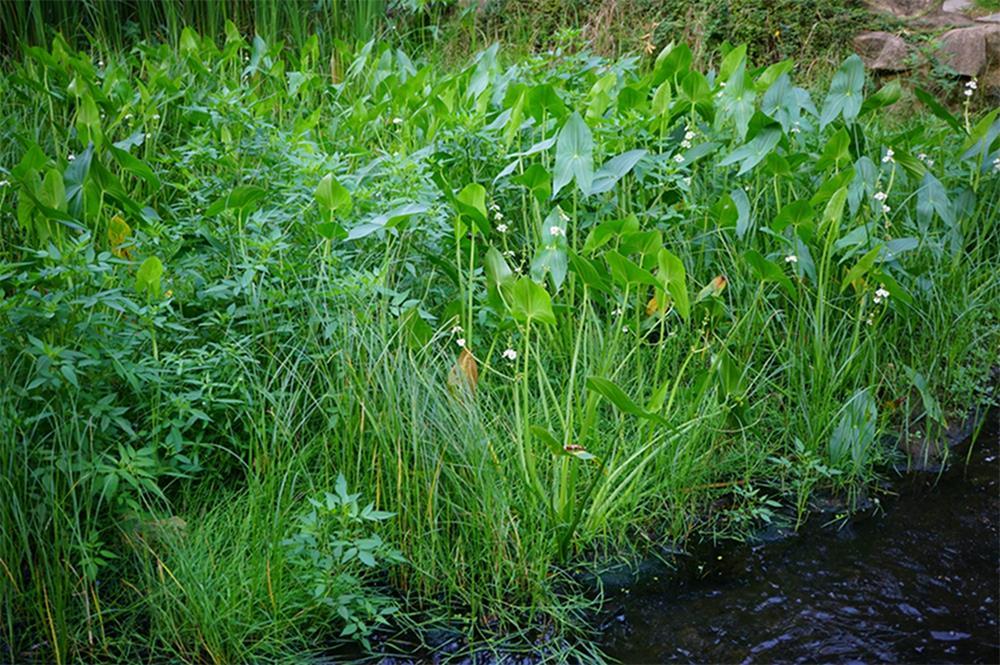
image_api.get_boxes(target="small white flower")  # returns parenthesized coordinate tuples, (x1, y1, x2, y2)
(917, 153, 928, 162)
(125, 113, 133, 120)
(489, 202, 500, 212)
(926, 159, 934, 167)
(145, 132, 152, 138)
(549, 225, 564, 237)
(505, 250, 515, 258)
(874, 191, 888, 202)
(882, 148, 895, 164)
(784, 255, 798, 264)
(612, 307, 623, 317)
(882, 204, 891, 214)
(502, 348, 517, 361)
(673, 154, 685, 164)
(684, 130, 696, 141)
(392, 117, 403, 125)
(622, 326, 629, 333)
(964, 88, 973, 97)
(993, 157, 1000, 172)
(456, 338, 466, 348)
(451, 325, 463, 334)
(0, 179, 9, 187)
(965, 79, 978, 90)
(683, 176, 692, 187)
(494, 211, 504, 222)
(67, 154, 75, 161)
(153, 114, 161, 120)
(496, 223, 508, 233)
(790, 122, 801, 134)
(873, 285, 890, 305)
(680, 139, 692, 149)
(98, 60, 104, 68)
(557, 208, 570, 222)
(719, 81, 727, 88)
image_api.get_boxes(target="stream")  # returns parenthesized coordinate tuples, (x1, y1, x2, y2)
(600, 409, 999, 663)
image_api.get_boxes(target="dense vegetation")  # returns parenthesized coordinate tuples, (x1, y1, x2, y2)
(1, 9, 998, 663)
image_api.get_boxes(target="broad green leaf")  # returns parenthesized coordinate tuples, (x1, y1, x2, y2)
(586, 376, 669, 425)
(503, 276, 556, 325)
(914, 87, 962, 133)
(206, 185, 266, 216)
(819, 55, 865, 129)
(860, 79, 902, 117)
(455, 182, 487, 227)
(315, 174, 352, 215)
(552, 112, 594, 197)
(657, 248, 690, 322)
(916, 171, 954, 230)
(109, 146, 160, 191)
(719, 127, 782, 175)
(840, 244, 882, 292)
(744, 249, 795, 298)
(771, 200, 815, 234)
(136, 256, 164, 298)
(605, 250, 658, 287)
(590, 149, 646, 195)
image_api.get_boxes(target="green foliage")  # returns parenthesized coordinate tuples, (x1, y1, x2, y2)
(0, 18, 997, 665)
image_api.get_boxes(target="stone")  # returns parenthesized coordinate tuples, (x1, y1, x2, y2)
(942, 0, 972, 12)
(979, 13, 1000, 23)
(854, 31, 913, 71)
(938, 25, 1000, 76)
(911, 12, 977, 29)
(866, 0, 937, 18)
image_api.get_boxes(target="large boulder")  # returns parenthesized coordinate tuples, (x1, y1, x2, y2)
(854, 31, 913, 71)
(937, 24, 1000, 76)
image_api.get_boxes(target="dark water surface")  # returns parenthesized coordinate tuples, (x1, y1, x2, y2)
(600, 411, 1000, 664)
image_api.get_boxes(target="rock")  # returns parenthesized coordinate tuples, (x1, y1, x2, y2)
(938, 25, 1000, 76)
(867, 0, 937, 18)
(854, 31, 913, 71)
(942, 0, 972, 12)
(911, 11, 977, 29)
(980, 13, 1000, 24)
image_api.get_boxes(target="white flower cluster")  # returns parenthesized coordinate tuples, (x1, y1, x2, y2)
(680, 127, 696, 150)
(784, 255, 798, 264)
(964, 79, 977, 98)
(873, 285, 890, 305)
(917, 152, 934, 168)
(874, 191, 890, 213)
(502, 348, 517, 361)
(549, 225, 565, 238)
(882, 148, 894, 164)
(993, 156, 1000, 173)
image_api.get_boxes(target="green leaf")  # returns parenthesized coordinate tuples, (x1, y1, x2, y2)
(314, 174, 352, 215)
(503, 276, 556, 325)
(109, 145, 160, 191)
(914, 87, 962, 133)
(840, 244, 881, 293)
(817, 128, 851, 171)
(206, 185, 266, 216)
(819, 55, 865, 129)
(590, 149, 646, 195)
(744, 249, 795, 298)
(657, 248, 690, 322)
(605, 250, 658, 287)
(586, 376, 666, 424)
(860, 79, 902, 117)
(719, 127, 782, 175)
(904, 366, 946, 427)
(455, 182, 487, 227)
(771, 200, 815, 234)
(552, 112, 593, 197)
(916, 171, 954, 230)
(136, 256, 164, 298)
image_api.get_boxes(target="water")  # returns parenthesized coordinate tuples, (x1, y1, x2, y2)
(600, 410, 999, 663)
